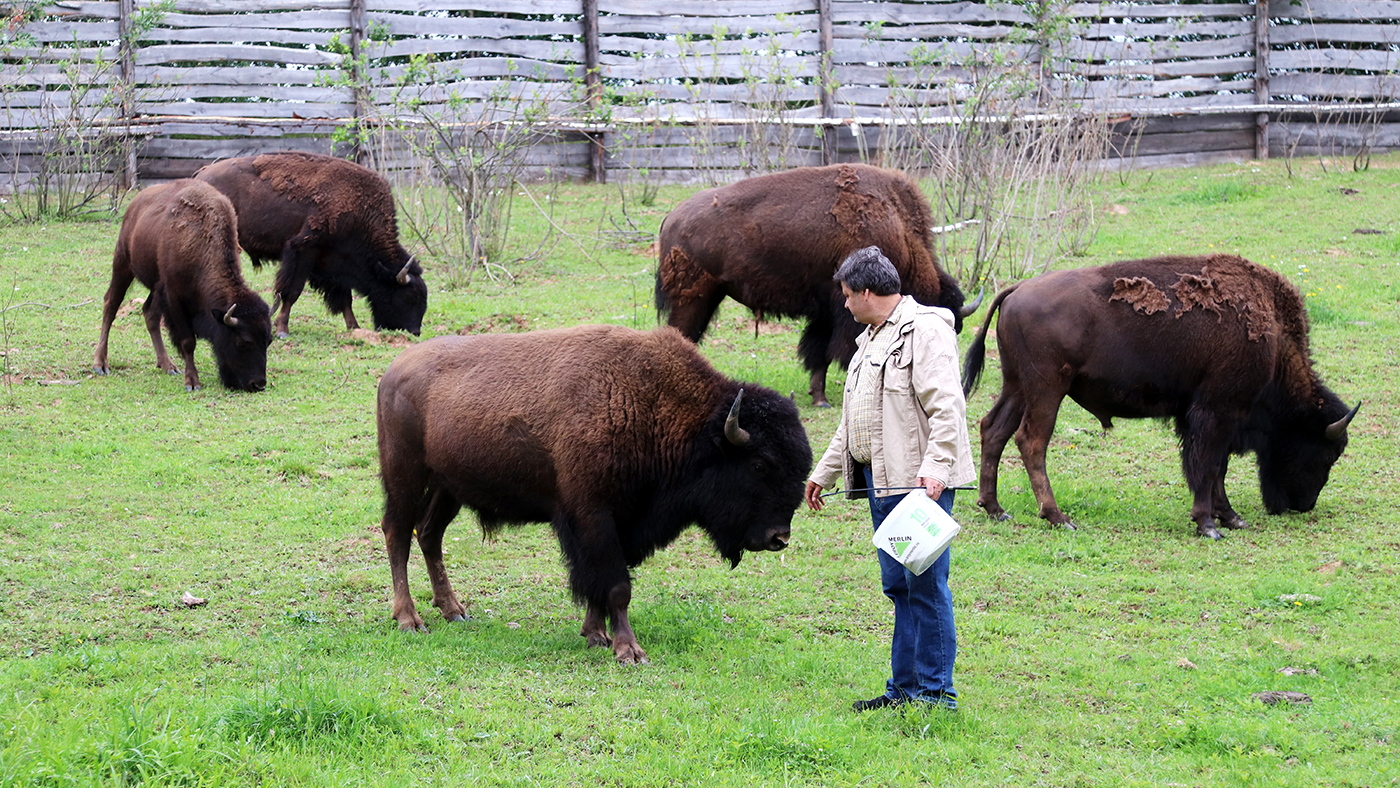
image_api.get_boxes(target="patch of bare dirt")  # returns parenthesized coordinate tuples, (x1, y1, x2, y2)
(459, 314, 531, 334)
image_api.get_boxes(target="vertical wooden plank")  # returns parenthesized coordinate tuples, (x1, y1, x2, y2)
(583, 0, 605, 183)
(817, 0, 835, 165)
(1255, 0, 1270, 159)
(119, 0, 136, 188)
(349, 0, 368, 164)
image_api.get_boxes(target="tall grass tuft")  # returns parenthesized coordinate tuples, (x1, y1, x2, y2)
(215, 678, 405, 749)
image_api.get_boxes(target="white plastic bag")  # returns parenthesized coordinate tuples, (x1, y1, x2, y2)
(871, 489, 961, 575)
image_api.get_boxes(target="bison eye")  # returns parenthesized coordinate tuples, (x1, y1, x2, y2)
(751, 459, 769, 477)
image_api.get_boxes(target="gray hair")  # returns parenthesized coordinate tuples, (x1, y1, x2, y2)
(833, 246, 901, 296)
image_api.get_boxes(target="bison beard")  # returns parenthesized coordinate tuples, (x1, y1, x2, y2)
(961, 254, 1358, 539)
(655, 163, 975, 407)
(376, 325, 812, 663)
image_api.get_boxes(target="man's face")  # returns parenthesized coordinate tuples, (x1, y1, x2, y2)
(841, 283, 879, 326)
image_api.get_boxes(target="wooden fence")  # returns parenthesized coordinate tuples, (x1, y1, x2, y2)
(2, 0, 1400, 187)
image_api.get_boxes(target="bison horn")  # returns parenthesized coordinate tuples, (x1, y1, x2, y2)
(223, 304, 239, 327)
(1324, 401, 1361, 442)
(396, 258, 414, 285)
(725, 389, 751, 447)
(958, 288, 985, 318)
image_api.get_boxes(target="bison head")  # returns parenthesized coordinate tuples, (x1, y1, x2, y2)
(690, 387, 812, 567)
(1254, 389, 1358, 513)
(366, 253, 428, 335)
(200, 300, 273, 392)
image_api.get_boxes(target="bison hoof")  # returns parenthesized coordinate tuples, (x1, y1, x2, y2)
(584, 632, 612, 649)
(614, 646, 649, 666)
(1059, 520, 1079, 531)
(444, 613, 469, 623)
(185, 384, 200, 392)
(93, 365, 109, 376)
(813, 400, 832, 409)
(1196, 524, 1224, 540)
(277, 331, 290, 340)
(1220, 516, 1249, 530)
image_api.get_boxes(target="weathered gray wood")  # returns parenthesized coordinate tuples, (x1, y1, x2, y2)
(1077, 20, 1254, 38)
(135, 44, 343, 66)
(831, 1, 1034, 25)
(368, 0, 577, 13)
(597, 32, 817, 58)
(1272, 0, 1400, 21)
(1270, 73, 1400, 98)
(597, 16, 814, 37)
(151, 10, 352, 29)
(1062, 35, 1254, 62)
(1271, 49, 1400, 73)
(139, 27, 338, 45)
(1256, 0, 1269, 159)
(1068, 3, 1255, 19)
(1271, 23, 1400, 45)
(371, 38, 585, 61)
(368, 14, 577, 38)
(599, 0, 813, 16)
(131, 64, 328, 85)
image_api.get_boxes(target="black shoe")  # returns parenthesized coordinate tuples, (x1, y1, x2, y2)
(852, 694, 904, 712)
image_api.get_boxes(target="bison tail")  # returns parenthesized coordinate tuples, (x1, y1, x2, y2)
(653, 269, 671, 318)
(960, 284, 1017, 397)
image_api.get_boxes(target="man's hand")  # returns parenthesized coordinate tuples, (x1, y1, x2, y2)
(918, 476, 945, 500)
(804, 480, 825, 511)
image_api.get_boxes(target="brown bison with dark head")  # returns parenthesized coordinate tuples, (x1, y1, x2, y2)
(93, 179, 272, 392)
(376, 325, 812, 664)
(961, 254, 1360, 539)
(655, 163, 977, 406)
(194, 151, 427, 338)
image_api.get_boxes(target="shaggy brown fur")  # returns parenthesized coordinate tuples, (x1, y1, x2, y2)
(655, 163, 969, 406)
(376, 325, 811, 664)
(93, 180, 272, 392)
(961, 254, 1357, 539)
(195, 151, 426, 337)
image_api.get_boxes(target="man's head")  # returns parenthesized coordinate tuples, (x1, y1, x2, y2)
(835, 246, 903, 326)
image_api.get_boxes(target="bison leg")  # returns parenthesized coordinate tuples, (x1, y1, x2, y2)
(664, 285, 724, 344)
(1015, 395, 1076, 528)
(379, 448, 430, 631)
(557, 510, 648, 665)
(94, 267, 135, 376)
(271, 244, 312, 338)
(1211, 456, 1249, 531)
(414, 487, 468, 623)
(321, 285, 360, 331)
(579, 602, 611, 648)
(976, 391, 1024, 521)
(1177, 406, 1240, 540)
(140, 291, 178, 376)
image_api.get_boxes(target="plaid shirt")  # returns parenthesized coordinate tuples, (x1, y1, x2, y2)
(844, 306, 902, 464)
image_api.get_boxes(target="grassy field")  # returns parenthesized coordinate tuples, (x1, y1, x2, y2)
(0, 155, 1396, 787)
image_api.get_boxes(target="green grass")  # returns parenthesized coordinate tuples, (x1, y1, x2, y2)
(1, 155, 1398, 786)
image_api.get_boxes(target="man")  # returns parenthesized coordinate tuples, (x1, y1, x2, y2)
(804, 245, 976, 712)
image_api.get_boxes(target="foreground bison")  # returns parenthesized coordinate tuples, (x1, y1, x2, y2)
(195, 151, 427, 337)
(376, 325, 812, 663)
(94, 179, 272, 392)
(962, 254, 1359, 539)
(656, 163, 976, 407)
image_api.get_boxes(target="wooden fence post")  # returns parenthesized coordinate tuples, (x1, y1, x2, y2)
(118, 0, 136, 188)
(349, 0, 369, 164)
(1255, 0, 1270, 159)
(583, 0, 605, 183)
(817, 0, 835, 165)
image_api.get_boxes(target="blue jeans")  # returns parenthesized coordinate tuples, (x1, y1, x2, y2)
(864, 465, 958, 709)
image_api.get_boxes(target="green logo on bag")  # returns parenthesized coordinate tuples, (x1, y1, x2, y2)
(889, 536, 912, 557)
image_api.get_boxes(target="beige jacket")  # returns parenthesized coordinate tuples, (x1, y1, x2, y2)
(811, 296, 976, 499)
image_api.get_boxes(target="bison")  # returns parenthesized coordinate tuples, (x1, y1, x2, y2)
(655, 163, 978, 407)
(194, 151, 427, 338)
(376, 325, 812, 664)
(961, 254, 1359, 539)
(93, 179, 273, 392)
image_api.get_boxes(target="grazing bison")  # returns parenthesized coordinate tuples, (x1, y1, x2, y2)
(93, 179, 272, 392)
(655, 163, 978, 407)
(194, 151, 427, 338)
(376, 325, 812, 664)
(961, 254, 1359, 539)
